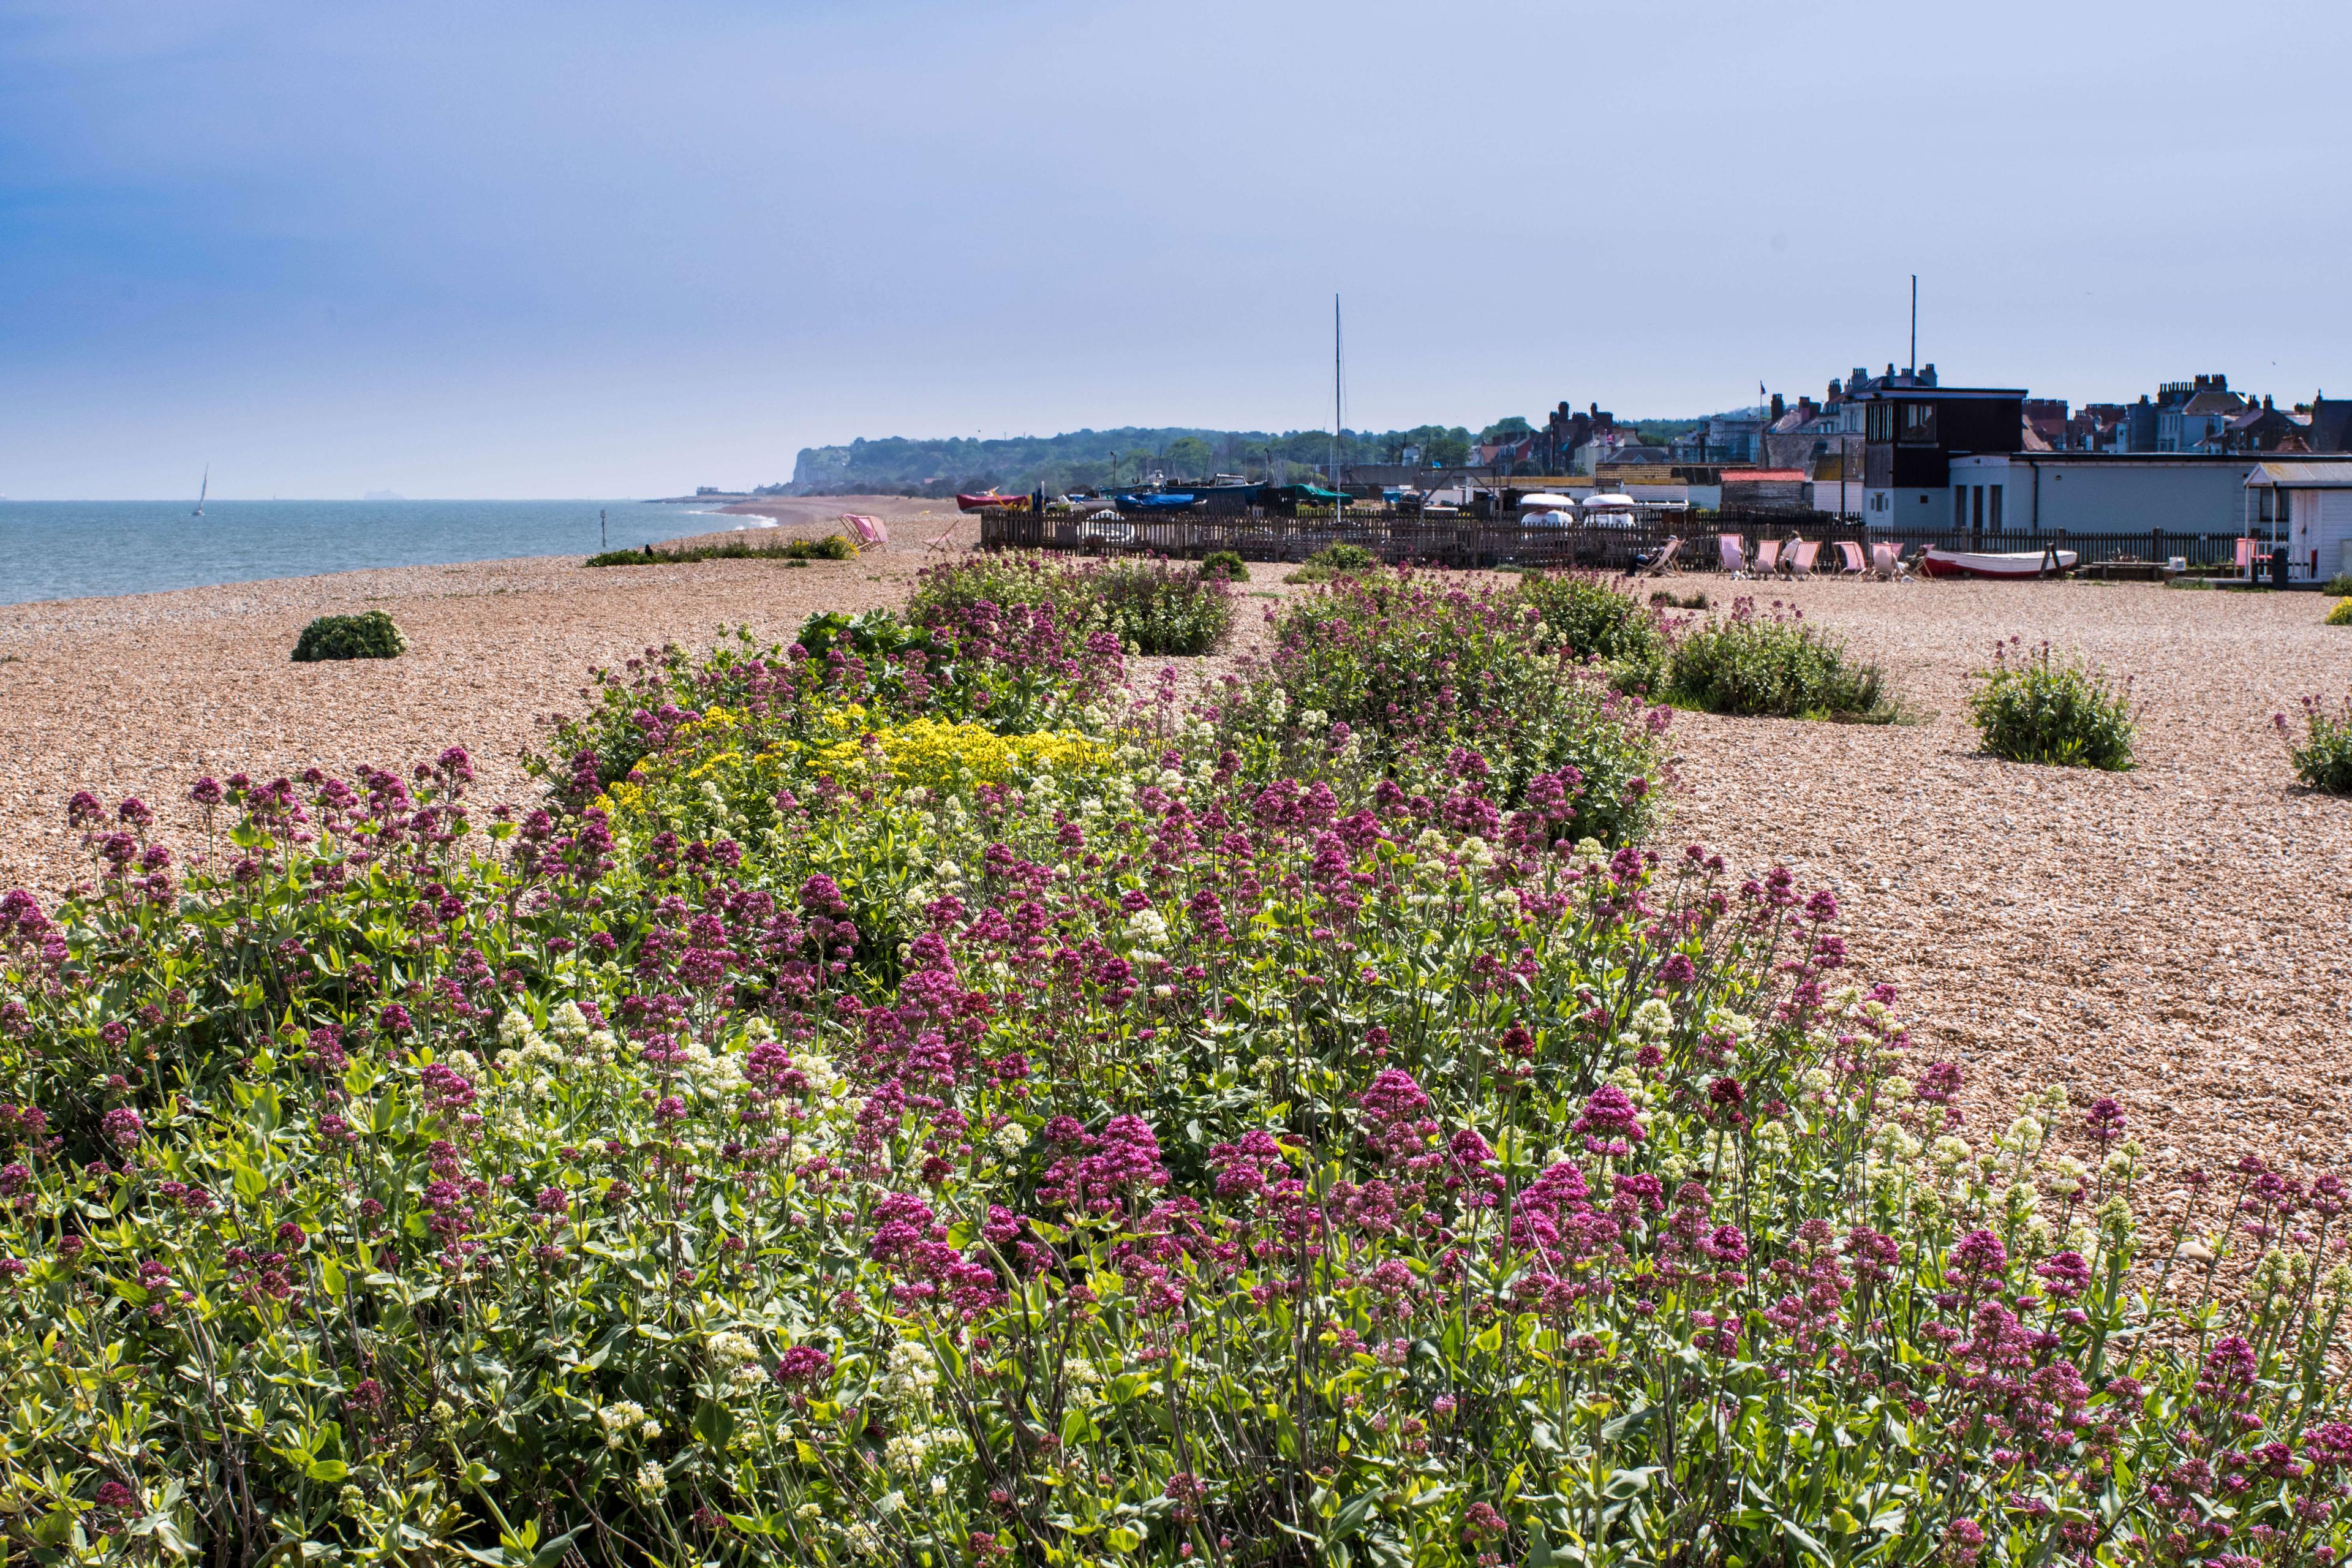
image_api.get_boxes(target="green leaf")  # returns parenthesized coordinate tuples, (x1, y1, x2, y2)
(693, 1399, 735, 1451)
(306, 1458, 350, 1483)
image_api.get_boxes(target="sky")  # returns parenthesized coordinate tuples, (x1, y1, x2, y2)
(4, 0, 2350, 499)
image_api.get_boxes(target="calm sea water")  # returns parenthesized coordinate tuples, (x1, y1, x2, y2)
(0, 500, 718, 606)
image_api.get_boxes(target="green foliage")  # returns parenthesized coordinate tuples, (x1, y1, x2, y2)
(1088, 557, 1235, 655)
(910, 552, 1236, 657)
(1265, 570, 1672, 842)
(1198, 550, 1250, 582)
(1516, 571, 1673, 692)
(585, 534, 856, 568)
(1967, 638, 2138, 770)
(780, 423, 1477, 497)
(2321, 573, 2352, 597)
(1665, 598, 1891, 720)
(290, 610, 407, 662)
(1284, 542, 1381, 584)
(2279, 690, 2352, 792)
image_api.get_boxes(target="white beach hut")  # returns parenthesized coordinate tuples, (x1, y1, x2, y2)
(2242, 461, 2352, 581)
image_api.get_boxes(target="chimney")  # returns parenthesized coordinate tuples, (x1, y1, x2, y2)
(1921, 363, 1937, 386)
(1770, 393, 1785, 421)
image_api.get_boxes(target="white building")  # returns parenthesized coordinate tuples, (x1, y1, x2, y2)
(2244, 461, 2352, 581)
(1940, 452, 2302, 538)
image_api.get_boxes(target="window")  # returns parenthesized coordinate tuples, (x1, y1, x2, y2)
(1954, 488, 1967, 527)
(1901, 402, 1939, 443)
(1989, 485, 2003, 529)
(1972, 486, 1985, 529)
(1868, 402, 1894, 442)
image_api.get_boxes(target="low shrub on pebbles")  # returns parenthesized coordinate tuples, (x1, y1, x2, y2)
(1968, 637, 2137, 770)
(290, 610, 407, 662)
(2278, 690, 2352, 793)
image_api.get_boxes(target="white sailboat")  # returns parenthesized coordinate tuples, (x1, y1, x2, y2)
(192, 466, 209, 518)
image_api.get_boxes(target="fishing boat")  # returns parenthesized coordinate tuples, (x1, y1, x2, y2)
(955, 490, 1028, 513)
(1919, 546, 2078, 579)
(1115, 491, 1199, 512)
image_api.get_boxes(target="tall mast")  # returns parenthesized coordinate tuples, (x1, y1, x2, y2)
(1909, 274, 1918, 375)
(1332, 293, 1343, 512)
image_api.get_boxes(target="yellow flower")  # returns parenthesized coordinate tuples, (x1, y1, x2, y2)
(814, 719, 1109, 793)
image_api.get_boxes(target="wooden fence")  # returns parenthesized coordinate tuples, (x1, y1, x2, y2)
(979, 506, 2260, 575)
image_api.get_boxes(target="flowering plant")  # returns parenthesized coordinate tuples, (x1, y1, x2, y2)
(0, 590, 2343, 1567)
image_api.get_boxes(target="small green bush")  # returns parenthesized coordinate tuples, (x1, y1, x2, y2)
(1967, 638, 2136, 769)
(1092, 558, 1235, 655)
(585, 533, 855, 568)
(2326, 597, 2352, 626)
(2322, 572, 2352, 596)
(1516, 571, 1672, 690)
(1665, 597, 1890, 720)
(2278, 691, 2352, 793)
(1283, 542, 1381, 584)
(1199, 549, 1250, 582)
(290, 610, 407, 662)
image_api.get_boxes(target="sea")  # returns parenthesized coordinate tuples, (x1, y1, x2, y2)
(0, 499, 722, 606)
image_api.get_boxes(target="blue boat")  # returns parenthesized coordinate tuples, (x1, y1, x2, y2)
(1115, 491, 1199, 511)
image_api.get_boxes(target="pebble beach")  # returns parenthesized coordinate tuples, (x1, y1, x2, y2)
(2, 522, 2346, 1174)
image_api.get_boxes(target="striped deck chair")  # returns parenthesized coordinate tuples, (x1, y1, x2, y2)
(839, 514, 888, 550)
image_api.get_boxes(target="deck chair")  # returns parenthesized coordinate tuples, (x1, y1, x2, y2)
(840, 514, 888, 550)
(1645, 536, 1684, 575)
(1717, 533, 1747, 576)
(1834, 540, 1868, 577)
(1784, 538, 1820, 578)
(1870, 541, 1900, 579)
(1750, 538, 1781, 576)
(2234, 537, 2258, 581)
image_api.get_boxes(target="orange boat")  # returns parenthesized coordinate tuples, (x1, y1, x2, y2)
(956, 490, 1029, 513)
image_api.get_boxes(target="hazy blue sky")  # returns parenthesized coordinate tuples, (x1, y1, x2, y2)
(4, 0, 2349, 498)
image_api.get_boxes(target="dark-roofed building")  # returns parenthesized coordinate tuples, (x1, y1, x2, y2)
(1856, 377, 2027, 521)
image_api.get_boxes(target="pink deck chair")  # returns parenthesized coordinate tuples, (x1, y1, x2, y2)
(1717, 533, 1747, 576)
(1750, 538, 1781, 576)
(1783, 538, 1820, 578)
(1834, 540, 1868, 576)
(1871, 541, 1901, 579)
(2234, 537, 2257, 579)
(840, 514, 888, 550)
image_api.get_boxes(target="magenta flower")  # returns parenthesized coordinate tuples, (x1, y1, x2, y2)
(101, 1107, 143, 1149)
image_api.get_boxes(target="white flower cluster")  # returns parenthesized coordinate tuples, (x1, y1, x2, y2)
(883, 1425, 967, 1474)
(706, 1328, 766, 1387)
(879, 1340, 940, 1408)
(1630, 998, 1673, 1039)
(492, 1009, 567, 1084)
(596, 1401, 661, 1447)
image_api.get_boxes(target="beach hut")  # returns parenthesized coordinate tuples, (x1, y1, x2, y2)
(2242, 461, 2352, 581)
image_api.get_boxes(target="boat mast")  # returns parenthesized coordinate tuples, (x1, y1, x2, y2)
(1332, 294, 1343, 521)
(194, 465, 208, 518)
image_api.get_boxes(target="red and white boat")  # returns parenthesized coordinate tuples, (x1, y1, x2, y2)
(1919, 546, 2078, 580)
(956, 490, 1028, 513)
